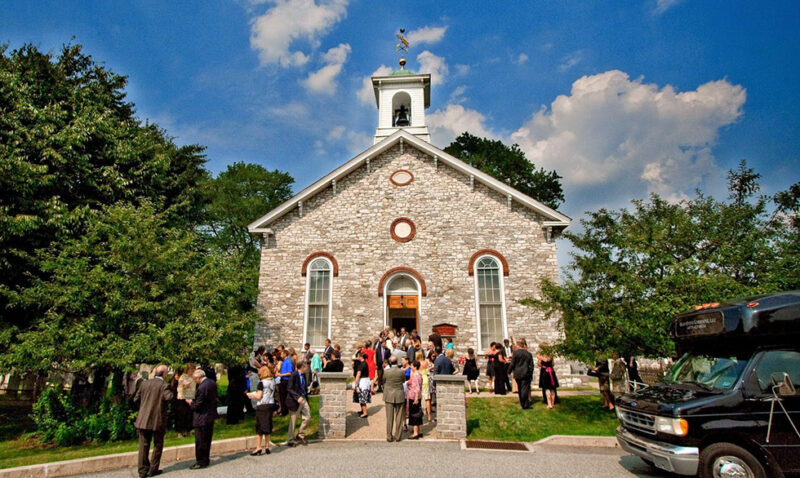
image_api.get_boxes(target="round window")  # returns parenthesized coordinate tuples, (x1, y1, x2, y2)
(390, 217, 416, 242)
(390, 169, 414, 186)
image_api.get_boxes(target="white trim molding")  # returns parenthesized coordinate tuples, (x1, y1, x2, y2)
(302, 256, 334, 349)
(473, 253, 508, 353)
(248, 130, 570, 234)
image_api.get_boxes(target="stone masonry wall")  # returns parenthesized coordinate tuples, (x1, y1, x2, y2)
(433, 375, 468, 439)
(317, 372, 348, 439)
(255, 143, 569, 380)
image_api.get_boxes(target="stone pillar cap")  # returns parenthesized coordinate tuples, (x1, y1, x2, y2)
(432, 374, 467, 382)
(317, 372, 351, 379)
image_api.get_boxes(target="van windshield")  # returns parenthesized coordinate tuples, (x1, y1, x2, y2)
(663, 353, 748, 392)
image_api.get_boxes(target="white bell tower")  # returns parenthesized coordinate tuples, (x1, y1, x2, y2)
(371, 57, 431, 144)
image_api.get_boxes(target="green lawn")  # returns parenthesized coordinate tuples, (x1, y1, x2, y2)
(0, 396, 320, 470)
(466, 395, 618, 442)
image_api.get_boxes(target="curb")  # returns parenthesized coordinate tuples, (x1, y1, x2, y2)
(0, 435, 260, 478)
(0, 435, 618, 477)
(532, 435, 619, 448)
(458, 435, 618, 453)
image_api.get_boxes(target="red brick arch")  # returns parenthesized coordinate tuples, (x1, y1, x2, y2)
(301, 252, 339, 277)
(467, 249, 510, 276)
(378, 267, 427, 296)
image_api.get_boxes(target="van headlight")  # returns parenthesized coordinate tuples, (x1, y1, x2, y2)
(655, 417, 689, 436)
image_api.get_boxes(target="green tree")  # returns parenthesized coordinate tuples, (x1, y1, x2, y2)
(769, 180, 800, 290)
(525, 162, 797, 362)
(0, 43, 208, 337)
(3, 202, 257, 376)
(202, 162, 293, 263)
(444, 132, 565, 209)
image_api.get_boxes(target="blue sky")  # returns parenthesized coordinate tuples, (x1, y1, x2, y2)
(3, 0, 799, 262)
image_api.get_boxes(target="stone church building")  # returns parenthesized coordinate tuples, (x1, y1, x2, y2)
(248, 62, 571, 367)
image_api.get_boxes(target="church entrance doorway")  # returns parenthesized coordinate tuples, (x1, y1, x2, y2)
(384, 274, 420, 333)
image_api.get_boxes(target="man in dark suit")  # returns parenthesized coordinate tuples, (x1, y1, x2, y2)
(186, 369, 218, 469)
(322, 338, 333, 366)
(434, 348, 456, 375)
(374, 339, 390, 393)
(133, 365, 174, 478)
(382, 356, 406, 442)
(509, 339, 534, 409)
(286, 362, 310, 446)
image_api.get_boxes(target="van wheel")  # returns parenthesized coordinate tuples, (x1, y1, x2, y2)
(699, 443, 766, 478)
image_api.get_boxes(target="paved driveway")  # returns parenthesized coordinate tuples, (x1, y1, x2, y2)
(74, 441, 670, 478)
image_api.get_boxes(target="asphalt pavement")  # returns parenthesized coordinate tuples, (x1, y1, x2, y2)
(72, 440, 670, 478)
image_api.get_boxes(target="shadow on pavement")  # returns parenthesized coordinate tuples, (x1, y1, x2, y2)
(618, 454, 681, 478)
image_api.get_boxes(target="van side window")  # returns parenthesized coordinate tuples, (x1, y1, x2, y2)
(754, 350, 800, 395)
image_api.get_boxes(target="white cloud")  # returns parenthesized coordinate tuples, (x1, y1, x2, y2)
(655, 0, 683, 14)
(318, 126, 370, 155)
(250, 0, 349, 67)
(303, 43, 351, 94)
(268, 101, 310, 121)
(406, 25, 448, 45)
(417, 50, 449, 85)
(514, 53, 529, 65)
(510, 70, 746, 207)
(448, 85, 468, 104)
(453, 64, 470, 77)
(428, 104, 496, 146)
(357, 65, 393, 106)
(558, 50, 583, 72)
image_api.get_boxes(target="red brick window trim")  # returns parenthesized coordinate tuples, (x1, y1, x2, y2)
(390, 217, 416, 243)
(301, 252, 339, 277)
(390, 169, 414, 186)
(468, 249, 510, 276)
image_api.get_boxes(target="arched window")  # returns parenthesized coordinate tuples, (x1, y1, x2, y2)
(474, 256, 507, 350)
(304, 258, 332, 348)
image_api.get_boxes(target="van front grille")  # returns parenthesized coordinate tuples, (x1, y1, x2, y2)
(619, 408, 656, 435)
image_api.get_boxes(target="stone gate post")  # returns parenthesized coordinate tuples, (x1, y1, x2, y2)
(432, 374, 467, 439)
(317, 372, 349, 439)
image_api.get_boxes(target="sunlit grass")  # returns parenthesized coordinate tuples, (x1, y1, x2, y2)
(466, 395, 618, 442)
(0, 396, 319, 469)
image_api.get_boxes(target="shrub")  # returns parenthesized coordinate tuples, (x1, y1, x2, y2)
(32, 388, 137, 446)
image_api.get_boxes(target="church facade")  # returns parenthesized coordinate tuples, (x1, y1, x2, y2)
(248, 64, 570, 365)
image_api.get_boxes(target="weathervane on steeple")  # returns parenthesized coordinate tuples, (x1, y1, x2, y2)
(395, 28, 409, 69)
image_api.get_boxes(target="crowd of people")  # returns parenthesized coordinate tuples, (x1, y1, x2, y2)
(131, 327, 595, 474)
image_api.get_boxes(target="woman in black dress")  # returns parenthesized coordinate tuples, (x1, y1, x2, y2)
(463, 348, 480, 393)
(485, 342, 496, 392)
(537, 343, 559, 409)
(493, 343, 509, 395)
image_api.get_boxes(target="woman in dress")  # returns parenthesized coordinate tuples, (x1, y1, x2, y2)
(174, 363, 196, 437)
(493, 343, 509, 395)
(246, 366, 275, 455)
(407, 361, 424, 439)
(537, 343, 559, 409)
(463, 348, 480, 393)
(485, 343, 496, 392)
(361, 339, 376, 388)
(352, 352, 371, 418)
(416, 351, 433, 423)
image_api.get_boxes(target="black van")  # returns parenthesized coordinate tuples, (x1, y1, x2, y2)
(615, 291, 800, 478)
